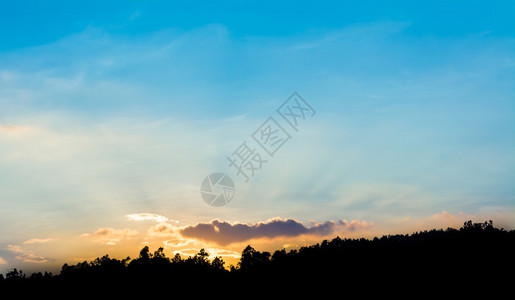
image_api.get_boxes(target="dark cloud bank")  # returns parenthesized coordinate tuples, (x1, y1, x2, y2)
(180, 218, 372, 246)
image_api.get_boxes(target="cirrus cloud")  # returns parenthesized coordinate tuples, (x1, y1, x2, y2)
(23, 238, 54, 245)
(126, 213, 174, 223)
(163, 238, 194, 248)
(7, 244, 47, 263)
(80, 227, 138, 245)
(339, 220, 375, 231)
(15, 253, 47, 263)
(0, 124, 31, 134)
(147, 222, 178, 237)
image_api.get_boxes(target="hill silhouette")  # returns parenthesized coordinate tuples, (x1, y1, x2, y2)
(1, 220, 513, 295)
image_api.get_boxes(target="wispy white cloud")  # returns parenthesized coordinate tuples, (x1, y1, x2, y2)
(339, 220, 375, 231)
(23, 238, 54, 245)
(7, 245, 47, 263)
(287, 21, 410, 51)
(126, 213, 170, 223)
(80, 228, 138, 245)
(0, 256, 6, 264)
(163, 238, 194, 248)
(0, 124, 31, 134)
(15, 253, 47, 263)
(6, 245, 23, 253)
(147, 222, 179, 237)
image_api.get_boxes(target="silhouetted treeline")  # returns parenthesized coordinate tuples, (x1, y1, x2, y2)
(1, 221, 514, 295)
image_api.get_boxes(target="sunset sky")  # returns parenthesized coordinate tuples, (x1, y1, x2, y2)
(1, 0, 514, 273)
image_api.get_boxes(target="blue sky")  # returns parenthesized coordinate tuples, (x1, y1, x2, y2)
(0, 1, 514, 272)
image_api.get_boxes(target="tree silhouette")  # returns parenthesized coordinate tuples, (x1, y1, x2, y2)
(5, 268, 25, 281)
(186, 248, 210, 267)
(239, 245, 271, 271)
(1, 220, 513, 295)
(211, 256, 225, 271)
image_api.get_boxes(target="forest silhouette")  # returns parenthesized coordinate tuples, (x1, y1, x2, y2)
(1, 220, 513, 294)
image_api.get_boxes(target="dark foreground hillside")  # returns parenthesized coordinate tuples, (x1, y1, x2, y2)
(1, 221, 514, 296)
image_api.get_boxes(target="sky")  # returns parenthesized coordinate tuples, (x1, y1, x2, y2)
(0, 0, 514, 273)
